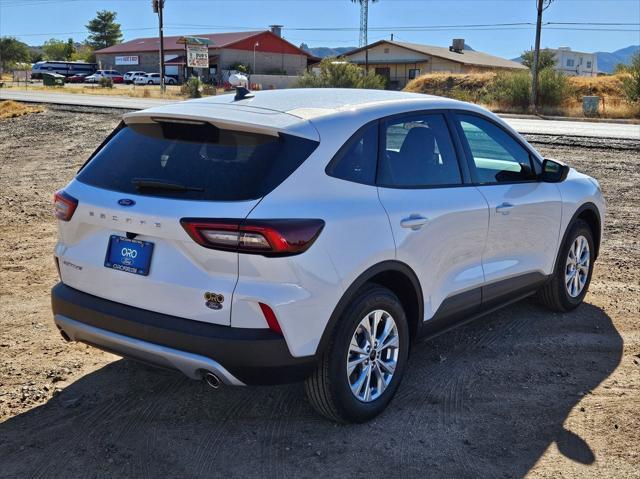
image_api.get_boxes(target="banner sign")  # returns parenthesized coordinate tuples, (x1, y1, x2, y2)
(186, 45, 209, 68)
(115, 56, 139, 65)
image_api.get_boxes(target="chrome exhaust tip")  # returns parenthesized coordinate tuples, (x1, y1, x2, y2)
(59, 329, 71, 342)
(204, 372, 221, 389)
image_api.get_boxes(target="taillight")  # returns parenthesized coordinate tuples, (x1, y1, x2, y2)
(180, 218, 325, 256)
(53, 190, 78, 221)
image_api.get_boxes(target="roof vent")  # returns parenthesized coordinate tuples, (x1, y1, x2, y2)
(270, 25, 283, 38)
(234, 86, 254, 101)
(449, 38, 465, 54)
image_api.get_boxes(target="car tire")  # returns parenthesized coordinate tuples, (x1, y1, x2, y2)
(538, 219, 595, 312)
(305, 284, 409, 423)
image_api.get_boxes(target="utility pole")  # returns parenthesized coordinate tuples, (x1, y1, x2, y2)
(153, 0, 166, 93)
(530, 0, 553, 111)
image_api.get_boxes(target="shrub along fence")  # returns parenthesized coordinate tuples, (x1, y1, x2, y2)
(405, 70, 639, 118)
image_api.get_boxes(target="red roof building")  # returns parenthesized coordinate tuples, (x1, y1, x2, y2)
(95, 28, 315, 82)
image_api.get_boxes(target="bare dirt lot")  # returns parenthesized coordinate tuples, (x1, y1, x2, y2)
(0, 105, 638, 478)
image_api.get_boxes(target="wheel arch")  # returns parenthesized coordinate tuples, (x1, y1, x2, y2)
(316, 260, 424, 356)
(556, 202, 602, 268)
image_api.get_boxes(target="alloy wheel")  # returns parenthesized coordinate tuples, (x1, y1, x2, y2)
(565, 235, 590, 298)
(346, 309, 399, 402)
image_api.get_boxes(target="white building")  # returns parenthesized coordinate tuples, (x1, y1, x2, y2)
(549, 47, 598, 77)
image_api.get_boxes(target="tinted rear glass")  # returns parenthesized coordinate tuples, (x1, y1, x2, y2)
(76, 122, 318, 201)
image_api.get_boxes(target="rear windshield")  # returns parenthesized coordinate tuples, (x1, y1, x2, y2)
(76, 122, 318, 201)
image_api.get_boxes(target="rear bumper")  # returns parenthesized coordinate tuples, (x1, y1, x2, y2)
(51, 283, 317, 385)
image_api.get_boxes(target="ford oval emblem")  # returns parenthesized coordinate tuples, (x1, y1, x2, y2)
(118, 198, 136, 207)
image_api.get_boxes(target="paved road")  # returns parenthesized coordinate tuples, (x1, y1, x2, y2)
(2, 88, 639, 140)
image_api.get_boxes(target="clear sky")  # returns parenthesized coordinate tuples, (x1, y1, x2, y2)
(0, 0, 639, 58)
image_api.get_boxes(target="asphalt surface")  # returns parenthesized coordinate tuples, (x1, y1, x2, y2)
(2, 88, 639, 140)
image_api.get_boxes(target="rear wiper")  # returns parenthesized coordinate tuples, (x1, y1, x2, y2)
(132, 178, 204, 192)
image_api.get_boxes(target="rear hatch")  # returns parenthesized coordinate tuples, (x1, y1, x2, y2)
(56, 106, 319, 326)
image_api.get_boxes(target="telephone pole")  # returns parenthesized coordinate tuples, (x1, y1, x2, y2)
(153, 0, 166, 93)
(530, 0, 553, 111)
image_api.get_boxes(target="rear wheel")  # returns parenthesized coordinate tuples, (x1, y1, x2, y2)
(305, 285, 409, 423)
(538, 219, 594, 311)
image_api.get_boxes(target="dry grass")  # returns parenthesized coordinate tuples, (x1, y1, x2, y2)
(3, 82, 226, 100)
(11, 83, 190, 100)
(404, 72, 640, 119)
(0, 100, 44, 119)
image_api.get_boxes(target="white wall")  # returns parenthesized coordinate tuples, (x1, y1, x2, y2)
(551, 48, 598, 77)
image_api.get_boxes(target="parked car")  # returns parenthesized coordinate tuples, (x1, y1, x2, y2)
(123, 71, 147, 84)
(64, 73, 89, 83)
(134, 73, 177, 85)
(51, 89, 605, 423)
(85, 70, 124, 84)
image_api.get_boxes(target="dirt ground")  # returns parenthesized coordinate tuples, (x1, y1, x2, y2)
(0, 105, 638, 478)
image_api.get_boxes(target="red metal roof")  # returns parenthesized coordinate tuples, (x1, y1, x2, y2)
(96, 30, 312, 57)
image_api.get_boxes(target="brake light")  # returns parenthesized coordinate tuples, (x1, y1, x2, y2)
(259, 302, 282, 335)
(53, 190, 78, 221)
(180, 218, 325, 256)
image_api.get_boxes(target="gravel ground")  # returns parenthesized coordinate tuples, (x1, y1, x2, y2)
(0, 105, 638, 478)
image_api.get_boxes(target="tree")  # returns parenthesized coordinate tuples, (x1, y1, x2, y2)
(85, 10, 123, 50)
(295, 57, 385, 89)
(29, 49, 44, 63)
(43, 38, 69, 60)
(521, 48, 556, 71)
(64, 38, 76, 60)
(614, 63, 631, 74)
(0, 37, 31, 73)
(621, 52, 640, 103)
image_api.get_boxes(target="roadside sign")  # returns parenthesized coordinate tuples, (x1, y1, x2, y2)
(186, 45, 209, 68)
(116, 56, 139, 65)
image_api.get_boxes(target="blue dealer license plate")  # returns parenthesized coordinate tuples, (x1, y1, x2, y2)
(104, 235, 154, 276)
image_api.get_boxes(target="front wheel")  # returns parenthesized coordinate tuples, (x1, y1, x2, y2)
(538, 219, 595, 311)
(305, 285, 409, 423)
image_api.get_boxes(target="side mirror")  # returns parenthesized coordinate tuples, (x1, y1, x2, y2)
(541, 158, 570, 183)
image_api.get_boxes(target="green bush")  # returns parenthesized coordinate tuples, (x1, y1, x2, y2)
(181, 76, 202, 98)
(490, 70, 531, 109)
(537, 68, 571, 107)
(295, 57, 386, 89)
(98, 76, 113, 88)
(621, 52, 640, 103)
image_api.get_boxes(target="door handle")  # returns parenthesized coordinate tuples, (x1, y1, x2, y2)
(496, 202, 514, 215)
(400, 215, 429, 230)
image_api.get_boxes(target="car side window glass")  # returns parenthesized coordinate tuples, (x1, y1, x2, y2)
(326, 123, 378, 185)
(457, 114, 535, 184)
(378, 114, 462, 187)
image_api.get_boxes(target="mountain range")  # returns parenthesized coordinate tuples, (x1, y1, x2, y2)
(594, 45, 639, 73)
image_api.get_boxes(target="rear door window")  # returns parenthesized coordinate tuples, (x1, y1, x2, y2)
(378, 113, 462, 187)
(77, 122, 318, 201)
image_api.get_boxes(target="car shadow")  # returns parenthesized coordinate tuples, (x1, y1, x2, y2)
(0, 300, 621, 479)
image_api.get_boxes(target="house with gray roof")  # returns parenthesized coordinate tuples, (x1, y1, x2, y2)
(342, 39, 527, 89)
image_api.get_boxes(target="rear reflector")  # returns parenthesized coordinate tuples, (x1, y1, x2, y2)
(53, 190, 78, 221)
(259, 302, 282, 335)
(180, 218, 325, 256)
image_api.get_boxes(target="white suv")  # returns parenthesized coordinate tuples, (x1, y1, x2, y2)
(123, 71, 147, 84)
(134, 73, 177, 85)
(51, 89, 605, 422)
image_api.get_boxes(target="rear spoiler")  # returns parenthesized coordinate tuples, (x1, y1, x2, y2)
(123, 103, 320, 141)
